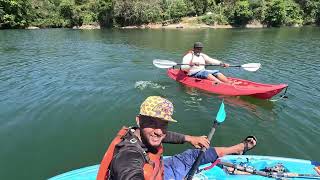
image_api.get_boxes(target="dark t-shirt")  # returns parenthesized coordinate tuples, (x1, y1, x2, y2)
(108, 127, 185, 180)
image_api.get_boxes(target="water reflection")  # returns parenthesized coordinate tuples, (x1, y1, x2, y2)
(180, 85, 280, 121)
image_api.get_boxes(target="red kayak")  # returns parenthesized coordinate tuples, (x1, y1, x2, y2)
(167, 69, 288, 99)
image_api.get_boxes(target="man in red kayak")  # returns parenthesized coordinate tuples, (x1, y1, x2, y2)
(97, 96, 257, 180)
(181, 42, 231, 84)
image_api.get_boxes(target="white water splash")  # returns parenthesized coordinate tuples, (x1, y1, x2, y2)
(188, 96, 203, 103)
(134, 81, 166, 90)
(184, 96, 203, 111)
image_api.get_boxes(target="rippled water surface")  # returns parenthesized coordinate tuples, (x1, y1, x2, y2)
(0, 28, 320, 179)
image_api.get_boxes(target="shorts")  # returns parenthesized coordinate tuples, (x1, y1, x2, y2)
(164, 147, 218, 180)
(191, 70, 220, 79)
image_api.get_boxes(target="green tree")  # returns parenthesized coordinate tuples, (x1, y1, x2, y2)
(29, 0, 64, 28)
(264, 0, 302, 27)
(285, 0, 303, 26)
(167, 0, 187, 21)
(295, 0, 320, 24)
(0, 6, 4, 23)
(59, 0, 81, 27)
(77, 1, 99, 25)
(229, 0, 253, 25)
(316, 3, 320, 25)
(60, 0, 73, 20)
(184, 0, 196, 16)
(160, 0, 170, 20)
(97, 0, 114, 27)
(1, 0, 319, 29)
(113, 0, 134, 26)
(114, 0, 162, 26)
(193, 0, 207, 15)
(59, 0, 99, 27)
(264, 0, 287, 26)
(250, 0, 268, 22)
(199, 2, 228, 25)
(0, 0, 31, 28)
(206, 0, 217, 13)
(133, 0, 162, 24)
(75, 0, 88, 5)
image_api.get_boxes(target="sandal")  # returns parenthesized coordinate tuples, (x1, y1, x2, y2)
(240, 135, 257, 155)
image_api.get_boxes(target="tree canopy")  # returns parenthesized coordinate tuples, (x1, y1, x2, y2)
(1, 0, 320, 29)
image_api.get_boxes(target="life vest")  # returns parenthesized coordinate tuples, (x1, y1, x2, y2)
(142, 145, 164, 180)
(97, 127, 164, 180)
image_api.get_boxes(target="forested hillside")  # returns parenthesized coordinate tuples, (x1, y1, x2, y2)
(1, 0, 320, 29)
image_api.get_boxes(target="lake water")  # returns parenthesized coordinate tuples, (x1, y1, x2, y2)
(0, 27, 319, 179)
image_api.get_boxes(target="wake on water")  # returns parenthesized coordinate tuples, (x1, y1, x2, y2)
(134, 81, 202, 111)
(134, 81, 166, 90)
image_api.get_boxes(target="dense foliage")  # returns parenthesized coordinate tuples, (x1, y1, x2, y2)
(0, 0, 31, 28)
(1, 0, 320, 29)
(113, 0, 162, 26)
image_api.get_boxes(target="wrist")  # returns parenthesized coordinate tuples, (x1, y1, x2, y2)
(184, 135, 191, 142)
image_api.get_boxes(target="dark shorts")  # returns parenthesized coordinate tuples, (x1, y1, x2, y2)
(164, 147, 218, 180)
(191, 70, 220, 79)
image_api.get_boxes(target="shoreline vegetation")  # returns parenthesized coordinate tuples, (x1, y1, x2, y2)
(1, 0, 320, 30)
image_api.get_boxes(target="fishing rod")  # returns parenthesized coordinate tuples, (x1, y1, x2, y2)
(220, 161, 320, 179)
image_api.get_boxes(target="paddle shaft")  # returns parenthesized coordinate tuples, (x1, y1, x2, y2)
(153, 59, 261, 71)
(174, 63, 240, 67)
(220, 161, 320, 179)
(185, 121, 219, 180)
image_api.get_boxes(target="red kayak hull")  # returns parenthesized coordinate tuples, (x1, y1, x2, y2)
(167, 69, 288, 99)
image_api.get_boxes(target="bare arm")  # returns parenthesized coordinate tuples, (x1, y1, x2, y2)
(163, 131, 185, 144)
(202, 53, 222, 65)
(163, 131, 210, 149)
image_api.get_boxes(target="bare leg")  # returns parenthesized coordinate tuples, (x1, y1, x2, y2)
(216, 73, 231, 84)
(214, 137, 257, 157)
(207, 74, 223, 83)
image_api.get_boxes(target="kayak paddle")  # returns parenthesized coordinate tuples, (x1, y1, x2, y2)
(153, 59, 261, 72)
(185, 101, 226, 180)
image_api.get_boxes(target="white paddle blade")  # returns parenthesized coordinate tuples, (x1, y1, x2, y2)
(241, 63, 261, 72)
(153, 59, 178, 68)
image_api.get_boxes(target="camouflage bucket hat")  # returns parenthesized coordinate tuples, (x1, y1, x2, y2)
(139, 96, 177, 122)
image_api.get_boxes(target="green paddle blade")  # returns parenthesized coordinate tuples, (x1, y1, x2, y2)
(216, 101, 226, 123)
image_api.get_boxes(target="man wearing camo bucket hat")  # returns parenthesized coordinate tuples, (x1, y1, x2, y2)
(97, 96, 257, 180)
